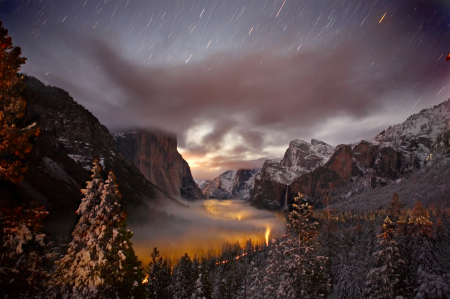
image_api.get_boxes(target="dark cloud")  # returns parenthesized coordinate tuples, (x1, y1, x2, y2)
(87, 39, 396, 141)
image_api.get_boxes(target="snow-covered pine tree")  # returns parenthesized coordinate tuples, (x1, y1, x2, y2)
(262, 238, 284, 299)
(248, 260, 265, 299)
(48, 160, 145, 298)
(0, 205, 49, 298)
(263, 193, 329, 299)
(405, 201, 450, 299)
(363, 216, 404, 299)
(145, 247, 173, 299)
(171, 253, 195, 299)
(191, 258, 212, 299)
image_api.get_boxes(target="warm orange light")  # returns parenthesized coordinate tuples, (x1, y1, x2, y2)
(142, 275, 149, 284)
(265, 225, 271, 246)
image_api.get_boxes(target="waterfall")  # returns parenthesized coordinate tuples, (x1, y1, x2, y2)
(284, 185, 289, 209)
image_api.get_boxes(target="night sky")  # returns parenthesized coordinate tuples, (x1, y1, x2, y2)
(1, 0, 450, 179)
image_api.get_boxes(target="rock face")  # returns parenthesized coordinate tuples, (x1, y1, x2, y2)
(114, 130, 205, 200)
(195, 179, 212, 191)
(201, 168, 260, 200)
(0, 76, 174, 233)
(253, 100, 450, 210)
(431, 130, 450, 156)
(250, 139, 334, 209)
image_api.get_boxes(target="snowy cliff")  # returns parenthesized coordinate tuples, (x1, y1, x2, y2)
(200, 168, 261, 200)
(251, 139, 334, 209)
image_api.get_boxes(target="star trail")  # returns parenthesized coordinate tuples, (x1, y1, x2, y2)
(1, 0, 450, 179)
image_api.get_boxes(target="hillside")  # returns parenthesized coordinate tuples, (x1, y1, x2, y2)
(0, 76, 178, 233)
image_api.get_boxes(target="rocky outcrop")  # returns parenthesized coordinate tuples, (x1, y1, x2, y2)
(201, 168, 260, 199)
(114, 130, 204, 200)
(251, 139, 334, 209)
(289, 141, 420, 202)
(0, 76, 175, 234)
(290, 144, 355, 198)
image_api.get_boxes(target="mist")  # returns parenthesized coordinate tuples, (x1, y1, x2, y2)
(130, 199, 286, 264)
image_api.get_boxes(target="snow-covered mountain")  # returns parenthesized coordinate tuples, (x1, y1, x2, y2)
(374, 100, 450, 162)
(251, 139, 335, 209)
(200, 168, 261, 199)
(195, 179, 212, 191)
(251, 99, 450, 210)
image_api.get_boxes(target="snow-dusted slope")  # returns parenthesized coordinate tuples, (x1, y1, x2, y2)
(279, 139, 335, 179)
(374, 99, 450, 162)
(262, 139, 335, 186)
(195, 179, 212, 191)
(251, 139, 334, 209)
(201, 169, 261, 199)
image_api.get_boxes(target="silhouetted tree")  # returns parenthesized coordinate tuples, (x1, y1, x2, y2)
(0, 21, 39, 183)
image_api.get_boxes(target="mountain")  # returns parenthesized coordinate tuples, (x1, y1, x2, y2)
(0, 76, 175, 234)
(252, 100, 450, 210)
(200, 168, 261, 199)
(251, 139, 334, 209)
(114, 130, 205, 200)
(195, 179, 212, 191)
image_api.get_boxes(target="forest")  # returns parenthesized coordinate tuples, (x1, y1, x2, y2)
(2, 157, 450, 298)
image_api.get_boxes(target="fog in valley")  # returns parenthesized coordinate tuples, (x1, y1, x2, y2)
(130, 199, 286, 264)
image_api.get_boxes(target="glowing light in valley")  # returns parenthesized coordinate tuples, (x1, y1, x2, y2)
(131, 200, 285, 265)
(265, 225, 271, 246)
(379, 13, 386, 23)
(276, 0, 286, 18)
(142, 275, 149, 284)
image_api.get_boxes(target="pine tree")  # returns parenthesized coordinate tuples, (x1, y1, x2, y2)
(364, 217, 404, 299)
(388, 193, 404, 222)
(145, 247, 173, 299)
(0, 21, 39, 183)
(191, 258, 212, 299)
(0, 205, 50, 298)
(263, 193, 329, 299)
(48, 160, 145, 298)
(172, 253, 195, 299)
(404, 201, 450, 298)
(248, 260, 265, 299)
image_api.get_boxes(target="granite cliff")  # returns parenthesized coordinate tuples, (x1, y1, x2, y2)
(114, 130, 205, 200)
(251, 139, 334, 209)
